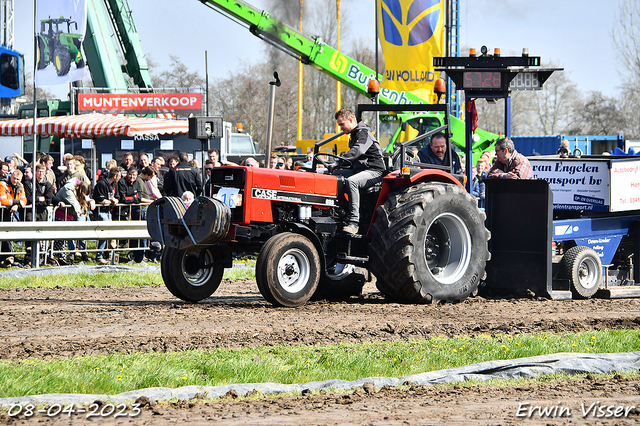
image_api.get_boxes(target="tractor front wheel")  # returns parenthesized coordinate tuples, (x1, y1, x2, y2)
(256, 232, 320, 307)
(369, 182, 490, 304)
(161, 246, 224, 302)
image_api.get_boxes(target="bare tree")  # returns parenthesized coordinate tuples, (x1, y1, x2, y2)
(209, 61, 270, 149)
(612, 0, 640, 86)
(152, 55, 205, 90)
(24, 72, 56, 101)
(574, 91, 625, 135)
(529, 70, 581, 135)
(341, 37, 383, 110)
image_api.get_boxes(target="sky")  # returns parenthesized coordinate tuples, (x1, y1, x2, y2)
(13, 0, 626, 100)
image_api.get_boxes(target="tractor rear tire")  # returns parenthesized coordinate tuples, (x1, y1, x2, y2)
(37, 38, 47, 70)
(161, 246, 224, 302)
(560, 246, 601, 299)
(313, 263, 368, 300)
(54, 47, 71, 76)
(256, 232, 320, 307)
(369, 182, 490, 304)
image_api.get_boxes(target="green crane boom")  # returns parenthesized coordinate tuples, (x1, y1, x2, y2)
(84, 0, 153, 91)
(198, 0, 499, 154)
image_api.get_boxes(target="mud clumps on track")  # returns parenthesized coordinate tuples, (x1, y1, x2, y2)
(1, 279, 639, 424)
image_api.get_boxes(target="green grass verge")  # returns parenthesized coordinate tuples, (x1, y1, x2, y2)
(0, 330, 638, 398)
(0, 268, 254, 289)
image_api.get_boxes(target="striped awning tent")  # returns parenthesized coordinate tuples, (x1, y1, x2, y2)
(0, 113, 189, 138)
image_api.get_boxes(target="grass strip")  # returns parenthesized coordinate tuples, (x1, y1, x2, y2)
(0, 268, 254, 289)
(0, 272, 164, 289)
(0, 330, 637, 398)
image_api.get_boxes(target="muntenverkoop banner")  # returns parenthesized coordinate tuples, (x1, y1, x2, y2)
(35, 0, 87, 86)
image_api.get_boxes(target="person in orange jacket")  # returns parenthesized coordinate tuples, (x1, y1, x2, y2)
(0, 169, 26, 266)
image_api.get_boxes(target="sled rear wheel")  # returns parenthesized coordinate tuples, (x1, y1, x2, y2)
(161, 246, 223, 302)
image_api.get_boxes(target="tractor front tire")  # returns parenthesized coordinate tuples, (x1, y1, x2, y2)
(256, 232, 320, 307)
(369, 182, 490, 304)
(161, 246, 224, 302)
(54, 47, 71, 76)
(560, 246, 602, 299)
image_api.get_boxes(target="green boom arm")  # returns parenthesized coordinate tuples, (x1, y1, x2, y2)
(199, 0, 423, 104)
(198, 0, 498, 153)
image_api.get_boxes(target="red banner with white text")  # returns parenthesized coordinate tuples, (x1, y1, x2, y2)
(78, 93, 202, 114)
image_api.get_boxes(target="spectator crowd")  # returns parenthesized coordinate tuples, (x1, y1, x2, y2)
(0, 141, 511, 268)
(0, 149, 226, 268)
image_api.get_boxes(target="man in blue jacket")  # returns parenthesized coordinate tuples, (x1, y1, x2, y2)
(333, 108, 386, 235)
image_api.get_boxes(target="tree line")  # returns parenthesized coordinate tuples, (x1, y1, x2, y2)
(29, 0, 640, 151)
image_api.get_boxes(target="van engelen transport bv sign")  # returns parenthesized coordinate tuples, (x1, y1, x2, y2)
(78, 93, 202, 114)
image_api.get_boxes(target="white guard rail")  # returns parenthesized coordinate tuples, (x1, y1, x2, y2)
(0, 220, 150, 241)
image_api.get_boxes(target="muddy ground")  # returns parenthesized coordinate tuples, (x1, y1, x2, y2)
(1, 279, 640, 424)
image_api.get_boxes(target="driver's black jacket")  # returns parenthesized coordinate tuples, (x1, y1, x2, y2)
(341, 122, 385, 172)
(417, 144, 462, 174)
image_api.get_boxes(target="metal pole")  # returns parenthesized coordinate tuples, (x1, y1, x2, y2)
(31, 0, 39, 268)
(266, 72, 280, 168)
(505, 96, 511, 137)
(297, 0, 303, 144)
(266, 85, 275, 168)
(445, 0, 451, 109)
(374, 0, 379, 137)
(205, 50, 209, 116)
(335, 0, 341, 132)
(464, 98, 473, 194)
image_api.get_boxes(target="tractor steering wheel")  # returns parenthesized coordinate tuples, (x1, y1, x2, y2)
(314, 153, 352, 173)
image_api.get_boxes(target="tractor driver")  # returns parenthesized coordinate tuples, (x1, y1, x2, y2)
(333, 108, 386, 235)
(417, 131, 462, 174)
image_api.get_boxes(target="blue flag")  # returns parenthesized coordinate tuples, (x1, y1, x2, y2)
(35, 0, 87, 86)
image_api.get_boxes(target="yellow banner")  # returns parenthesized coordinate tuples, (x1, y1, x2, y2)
(378, 0, 444, 103)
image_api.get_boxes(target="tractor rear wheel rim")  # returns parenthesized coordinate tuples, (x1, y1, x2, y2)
(424, 212, 472, 285)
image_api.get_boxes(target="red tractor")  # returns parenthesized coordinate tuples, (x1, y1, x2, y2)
(147, 104, 490, 306)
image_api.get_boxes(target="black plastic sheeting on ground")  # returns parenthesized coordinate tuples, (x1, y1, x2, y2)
(1, 352, 638, 407)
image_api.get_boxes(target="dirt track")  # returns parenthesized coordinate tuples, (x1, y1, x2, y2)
(1, 279, 640, 424)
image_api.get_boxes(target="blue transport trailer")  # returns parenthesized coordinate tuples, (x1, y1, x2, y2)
(511, 135, 624, 156)
(483, 154, 640, 300)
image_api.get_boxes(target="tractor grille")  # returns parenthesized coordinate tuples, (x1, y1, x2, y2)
(210, 168, 245, 223)
(211, 168, 246, 188)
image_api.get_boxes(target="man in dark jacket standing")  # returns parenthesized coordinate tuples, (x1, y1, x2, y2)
(118, 167, 145, 262)
(333, 108, 386, 235)
(24, 164, 54, 222)
(163, 152, 202, 198)
(93, 167, 121, 264)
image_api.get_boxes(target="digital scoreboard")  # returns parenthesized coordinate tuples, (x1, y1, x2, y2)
(462, 71, 502, 90)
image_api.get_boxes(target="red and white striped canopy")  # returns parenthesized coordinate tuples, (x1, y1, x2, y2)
(0, 114, 189, 138)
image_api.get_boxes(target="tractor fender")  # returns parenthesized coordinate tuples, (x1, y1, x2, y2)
(283, 222, 327, 273)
